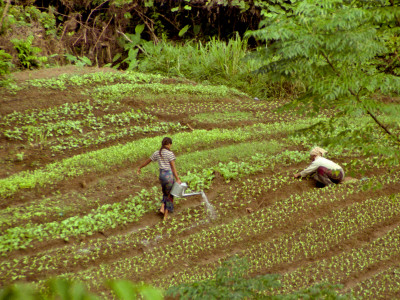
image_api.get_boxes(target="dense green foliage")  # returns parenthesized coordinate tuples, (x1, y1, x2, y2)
(0, 50, 13, 80)
(248, 0, 400, 160)
(11, 35, 47, 69)
(0, 257, 348, 300)
(0, 278, 162, 300)
(167, 256, 351, 299)
(1, 0, 400, 103)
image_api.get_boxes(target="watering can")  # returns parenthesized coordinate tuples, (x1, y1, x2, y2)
(170, 182, 202, 198)
(171, 182, 216, 219)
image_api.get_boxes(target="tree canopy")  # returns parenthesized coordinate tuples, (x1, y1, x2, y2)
(248, 0, 400, 162)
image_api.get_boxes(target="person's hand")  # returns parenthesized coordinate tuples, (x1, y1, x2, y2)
(137, 168, 141, 175)
(293, 173, 300, 179)
(176, 179, 182, 184)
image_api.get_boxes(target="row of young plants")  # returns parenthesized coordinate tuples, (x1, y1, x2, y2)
(279, 221, 400, 297)
(0, 139, 284, 253)
(350, 265, 400, 299)
(1, 143, 389, 259)
(55, 172, 397, 291)
(0, 189, 94, 231)
(24, 71, 167, 91)
(0, 167, 304, 283)
(0, 203, 211, 284)
(0, 165, 301, 287)
(0, 187, 162, 255)
(0, 139, 286, 235)
(0, 139, 301, 255)
(152, 191, 400, 290)
(0, 119, 321, 198)
(49, 122, 187, 153)
(3, 109, 156, 143)
(0, 100, 101, 127)
(89, 82, 248, 104)
(144, 98, 290, 116)
(147, 101, 299, 126)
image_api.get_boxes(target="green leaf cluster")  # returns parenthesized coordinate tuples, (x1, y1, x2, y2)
(167, 255, 351, 299)
(0, 50, 13, 80)
(11, 35, 47, 69)
(0, 278, 162, 300)
(2, 5, 56, 36)
(248, 0, 400, 154)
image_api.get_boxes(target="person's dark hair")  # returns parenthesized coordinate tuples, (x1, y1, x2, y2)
(159, 137, 172, 157)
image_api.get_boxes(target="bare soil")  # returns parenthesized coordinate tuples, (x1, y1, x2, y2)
(1, 67, 399, 299)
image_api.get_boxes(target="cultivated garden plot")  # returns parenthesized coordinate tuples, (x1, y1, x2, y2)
(0, 67, 400, 299)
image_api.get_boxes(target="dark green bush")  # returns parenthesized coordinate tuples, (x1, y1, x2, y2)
(11, 35, 47, 69)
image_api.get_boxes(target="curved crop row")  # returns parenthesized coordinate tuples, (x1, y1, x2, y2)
(279, 221, 400, 294)
(0, 142, 294, 254)
(26, 71, 166, 90)
(350, 266, 400, 299)
(0, 165, 305, 283)
(58, 173, 398, 290)
(90, 82, 248, 103)
(0, 188, 160, 255)
(3, 109, 156, 143)
(152, 193, 400, 289)
(0, 139, 284, 229)
(0, 119, 323, 198)
(0, 204, 209, 283)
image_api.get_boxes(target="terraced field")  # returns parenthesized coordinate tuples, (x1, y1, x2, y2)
(1, 67, 399, 299)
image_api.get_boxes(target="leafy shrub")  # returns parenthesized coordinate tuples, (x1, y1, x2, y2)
(64, 54, 92, 67)
(4, 5, 56, 36)
(0, 278, 162, 300)
(135, 35, 283, 99)
(11, 35, 47, 69)
(166, 255, 352, 299)
(167, 256, 280, 299)
(248, 0, 400, 153)
(0, 50, 14, 79)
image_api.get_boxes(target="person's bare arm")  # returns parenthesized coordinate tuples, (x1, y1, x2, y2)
(170, 160, 182, 184)
(137, 158, 152, 174)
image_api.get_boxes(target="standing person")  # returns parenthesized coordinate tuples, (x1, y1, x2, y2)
(137, 137, 182, 220)
(293, 147, 344, 187)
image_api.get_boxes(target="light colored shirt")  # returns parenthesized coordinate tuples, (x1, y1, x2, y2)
(150, 149, 176, 170)
(300, 156, 343, 177)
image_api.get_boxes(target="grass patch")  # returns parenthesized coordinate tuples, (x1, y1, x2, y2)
(190, 111, 255, 123)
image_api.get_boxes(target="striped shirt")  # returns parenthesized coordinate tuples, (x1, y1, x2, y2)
(150, 149, 176, 170)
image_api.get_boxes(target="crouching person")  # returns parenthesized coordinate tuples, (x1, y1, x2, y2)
(293, 147, 344, 187)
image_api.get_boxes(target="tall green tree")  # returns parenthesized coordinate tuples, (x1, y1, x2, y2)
(248, 0, 400, 163)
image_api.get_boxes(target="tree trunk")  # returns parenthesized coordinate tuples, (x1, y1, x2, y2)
(0, 0, 11, 33)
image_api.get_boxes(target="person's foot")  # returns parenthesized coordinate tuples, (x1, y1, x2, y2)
(160, 204, 165, 214)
